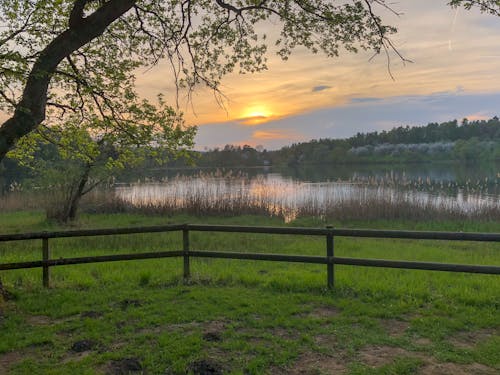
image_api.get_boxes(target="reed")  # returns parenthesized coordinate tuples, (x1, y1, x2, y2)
(92, 173, 500, 222)
(2, 171, 499, 222)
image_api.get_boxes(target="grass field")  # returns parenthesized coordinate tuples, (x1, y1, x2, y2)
(0, 211, 499, 374)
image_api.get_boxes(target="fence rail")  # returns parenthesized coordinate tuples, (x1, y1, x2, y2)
(0, 224, 499, 288)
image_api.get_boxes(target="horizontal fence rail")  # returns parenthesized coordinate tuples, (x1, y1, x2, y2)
(0, 224, 499, 288)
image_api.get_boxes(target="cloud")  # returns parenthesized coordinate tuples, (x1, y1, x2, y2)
(195, 90, 500, 150)
(253, 130, 299, 140)
(235, 115, 269, 125)
(312, 85, 332, 92)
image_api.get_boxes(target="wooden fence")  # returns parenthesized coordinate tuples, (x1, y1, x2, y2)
(0, 224, 499, 288)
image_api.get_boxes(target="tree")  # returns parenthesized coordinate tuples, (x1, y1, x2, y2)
(11, 95, 195, 222)
(0, 1, 498, 162)
(0, 0, 404, 162)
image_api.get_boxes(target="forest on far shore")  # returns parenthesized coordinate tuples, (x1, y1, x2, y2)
(2, 117, 500, 189)
(193, 117, 500, 168)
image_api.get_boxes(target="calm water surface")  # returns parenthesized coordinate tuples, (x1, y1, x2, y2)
(116, 163, 500, 218)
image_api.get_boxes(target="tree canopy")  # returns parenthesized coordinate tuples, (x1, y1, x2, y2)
(0, 0, 498, 161)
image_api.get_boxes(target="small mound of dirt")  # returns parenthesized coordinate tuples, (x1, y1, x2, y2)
(200, 320, 227, 343)
(188, 359, 225, 375)
(70, 339, 97, 353)
(203, 331, 222, 342)
(107, 358, 142, 375)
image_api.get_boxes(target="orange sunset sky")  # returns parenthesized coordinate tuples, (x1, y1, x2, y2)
(134, 1, 500, 149)
(6, 0, 499, 151)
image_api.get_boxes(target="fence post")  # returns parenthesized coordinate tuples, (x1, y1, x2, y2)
(42, 237, 50, 288)
(326, 226, 334, 289)
(183, 226, 190, 281)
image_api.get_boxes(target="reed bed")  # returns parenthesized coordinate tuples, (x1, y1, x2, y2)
(100, 173, 500, 222)
(2, 172, 499, 222)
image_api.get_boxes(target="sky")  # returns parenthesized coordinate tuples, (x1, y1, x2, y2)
(136, 1, 500, 150)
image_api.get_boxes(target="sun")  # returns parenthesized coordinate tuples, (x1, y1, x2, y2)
(240, 105, 273, 125)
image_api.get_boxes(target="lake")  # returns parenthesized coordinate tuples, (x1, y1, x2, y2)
(115, 162, 500, 221)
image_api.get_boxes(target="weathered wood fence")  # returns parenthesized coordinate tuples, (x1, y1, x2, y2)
(0, 224, 499, 288)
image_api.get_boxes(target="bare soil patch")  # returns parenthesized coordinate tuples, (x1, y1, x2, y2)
(358, 344, 497, 374)
(359, 345, 414, 367)
(379, 319, 410, 337)
(25, 314, 52, 326)
(418, 361, 497, 374)
(314, 333, 339, 349)
(0, 351, 23, 374)
(271, 327, 299, 340)
(106, 358, 143, 375)
(449, 328, 498, 350)
(307, 306, 341, 319)
(62, 350, 93, 364)
(283, 352, 347, 374)
(414, 337, 432, 346)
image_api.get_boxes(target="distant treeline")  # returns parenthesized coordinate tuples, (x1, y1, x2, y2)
(194, 117, 500, 167)
(2, 117, 500, 190)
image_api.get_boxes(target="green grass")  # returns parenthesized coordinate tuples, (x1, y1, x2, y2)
(0, 211, 499, 374)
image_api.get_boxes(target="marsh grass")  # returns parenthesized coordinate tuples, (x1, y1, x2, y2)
(105, 173, 500, 221)
(2, 172, 499, 222)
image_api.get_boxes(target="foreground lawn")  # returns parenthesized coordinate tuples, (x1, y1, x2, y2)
(0, 211, 499, 374)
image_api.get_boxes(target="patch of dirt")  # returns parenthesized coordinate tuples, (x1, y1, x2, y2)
(418, 361, 497, 374)
(314, 333, 339, 349)
(106, 358, 143, 375)
(379, 319, 410, 338)
(0, 351, 23, 374)
(306, 306, 341, 319)
(448, 328, 498, 350)
(188, 358, 226, 375)
(166, 321, 203, 332)
(62, 350, 93, 364)
(271, 327, 298, 340)
(358, 345, 416, 367)
(137, 319, 228, 338)
(25, 314, 53, 326)
(202, 320, 227, 343)
(203, 331, 222, 342)
(282, 352, 347, 374)
(414, 338, 432, 346)
(358, 345, 497, 374)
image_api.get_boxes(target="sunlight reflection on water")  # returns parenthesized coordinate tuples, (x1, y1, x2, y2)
(115, 173, 500, 222)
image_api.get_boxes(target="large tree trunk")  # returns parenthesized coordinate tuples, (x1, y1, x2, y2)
(0, 0, 136, 161)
